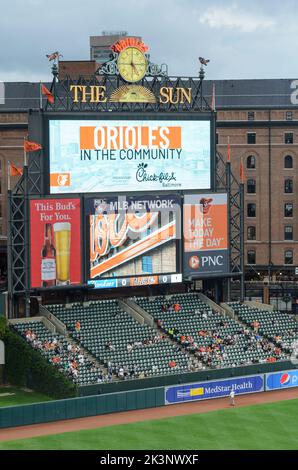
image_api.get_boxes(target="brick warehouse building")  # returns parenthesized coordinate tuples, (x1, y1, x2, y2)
(1, 78, 298, 299)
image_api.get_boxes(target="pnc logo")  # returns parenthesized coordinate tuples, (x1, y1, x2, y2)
(189, 254, 225, 270)
(189, 256, 200, 269)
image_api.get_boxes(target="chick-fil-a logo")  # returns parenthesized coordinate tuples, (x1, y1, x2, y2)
(136, 163, 176, 185)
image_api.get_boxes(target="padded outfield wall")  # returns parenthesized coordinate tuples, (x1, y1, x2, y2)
(0, 366, 297, 429)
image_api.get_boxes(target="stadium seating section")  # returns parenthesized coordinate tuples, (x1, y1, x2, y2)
(49, 300, 189, 379)
(11, 320, 104, 386)
(11, 295, 295, 387)
(229, 302, 298, 354)
(135, 294, 289, 368)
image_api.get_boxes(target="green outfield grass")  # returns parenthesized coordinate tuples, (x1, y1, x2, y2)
(0, 398, 297, 450)
(0, 386, 52, 407)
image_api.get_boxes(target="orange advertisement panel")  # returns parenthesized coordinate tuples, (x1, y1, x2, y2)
(80, 126, 182, 150)
(183, 193, 229, 277)
(184, 203, 228, 252)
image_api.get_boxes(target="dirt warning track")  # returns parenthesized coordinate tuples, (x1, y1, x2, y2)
(0, 388, 297, 442)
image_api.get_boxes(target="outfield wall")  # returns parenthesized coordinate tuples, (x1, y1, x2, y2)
(0, 367, 297, 429)
(78, 360, 295, 396)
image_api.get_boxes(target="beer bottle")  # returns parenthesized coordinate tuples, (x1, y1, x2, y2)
(41, 223, 56, 287)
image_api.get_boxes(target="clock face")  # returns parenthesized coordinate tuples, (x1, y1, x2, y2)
(117, 47, 147, 83)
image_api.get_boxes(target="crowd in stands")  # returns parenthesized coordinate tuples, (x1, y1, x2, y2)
(230, 301, 298, 355)
(136, 294, 290, 369)
(12, 294, 296, 387)
(14, 322, 109, 384)
(48, 300, 190, 381)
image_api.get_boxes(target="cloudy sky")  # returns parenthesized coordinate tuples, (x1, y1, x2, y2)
(1, 0, 297, 82)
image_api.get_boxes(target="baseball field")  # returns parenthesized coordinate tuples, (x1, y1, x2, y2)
(0, 397, 297, 450)
(0, 386, 52, 408)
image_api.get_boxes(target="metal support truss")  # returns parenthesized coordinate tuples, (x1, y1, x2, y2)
(7, 70, 225, 318)
(7, 169, 28, 317)
(216, 151, 244, 300)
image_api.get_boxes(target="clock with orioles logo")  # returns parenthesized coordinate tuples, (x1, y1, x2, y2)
(117, 46, 147, 83)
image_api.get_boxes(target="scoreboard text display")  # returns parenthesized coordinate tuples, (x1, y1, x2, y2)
(85, 195, 182, 289)
(183, 193, 228, 277)
(49, 119, 211, 193)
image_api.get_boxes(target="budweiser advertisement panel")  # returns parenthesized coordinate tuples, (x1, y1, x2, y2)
(48, 119, 211, 194)
(30, 198, 82, 288)
(86, 195, 182, 289)
(183, 193, 228, 276)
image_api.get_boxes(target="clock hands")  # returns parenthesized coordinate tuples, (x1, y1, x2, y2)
(130, 61, 138, 76)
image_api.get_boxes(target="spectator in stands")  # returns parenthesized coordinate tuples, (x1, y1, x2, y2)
(75, 320, 81, 333)
(173, 303, 181, 312)
(127, 343, 133, 353)
(168, 327, 174, 337)
(267, 356, 277, 363)
(78, 354, 85, 365)
(168, 360, 177, 368)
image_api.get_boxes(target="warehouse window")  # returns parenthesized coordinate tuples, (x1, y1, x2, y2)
(284, 155, 293, 168)
(247, 226, 256, 240)
(284, 179, 293, 193)
(285, 250, 293, 264)
(247, 133, 256, 144)
(247, 179, 256, 194)
(284, 203, 293, 217)
(284, 226, 293, 240)
(247, 203, 256, 217)
(286, 111, 293, 121)
(247, 155, 256, 169)
(285, 132, 293, 144)
(248, 111, 255, 121)
(247, 250, 256, 265)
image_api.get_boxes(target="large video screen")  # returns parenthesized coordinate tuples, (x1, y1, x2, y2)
(86, 195, 182, 289)
(49, 119, 211, 193)
(183, 193, 228, 277)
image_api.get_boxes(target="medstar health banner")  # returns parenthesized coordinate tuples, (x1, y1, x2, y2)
(49, 119, 211, 193)
(30, 198, 81, 288)
(183, 193, 228, 276)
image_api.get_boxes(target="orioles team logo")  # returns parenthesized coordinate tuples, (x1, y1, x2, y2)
(199, 197, 213, 215)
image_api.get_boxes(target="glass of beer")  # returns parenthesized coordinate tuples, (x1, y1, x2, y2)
(53, 222, 71, 285)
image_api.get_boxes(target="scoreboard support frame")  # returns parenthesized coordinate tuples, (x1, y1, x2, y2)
(7, 71, 244, 318)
